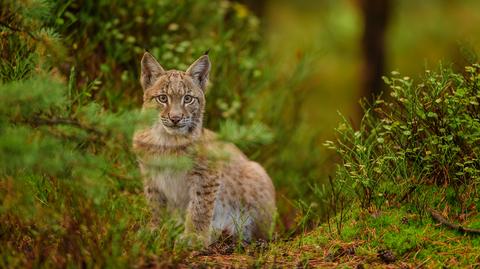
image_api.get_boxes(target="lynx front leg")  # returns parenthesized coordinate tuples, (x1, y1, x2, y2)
(139, 162, 167, 224)
(180, 177, 220, 249)
(144, 183, 167, 224)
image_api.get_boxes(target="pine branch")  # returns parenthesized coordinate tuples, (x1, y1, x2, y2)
(25, 117, 104, 136)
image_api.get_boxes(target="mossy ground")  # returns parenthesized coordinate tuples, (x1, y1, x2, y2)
(182, 207, 480, 268)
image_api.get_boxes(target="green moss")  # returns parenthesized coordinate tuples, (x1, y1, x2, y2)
(317, 207, 480, 266)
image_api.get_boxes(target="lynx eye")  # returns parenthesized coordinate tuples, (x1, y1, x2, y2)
(154, 94, 168, 104)
(183, 95, 194, 104)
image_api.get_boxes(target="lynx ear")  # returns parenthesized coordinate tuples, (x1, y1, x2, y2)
(186, 55, 210, 91)
(140, 52, 165, 90)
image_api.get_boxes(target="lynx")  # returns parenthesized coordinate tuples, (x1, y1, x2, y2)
(132, 52, 276, 248)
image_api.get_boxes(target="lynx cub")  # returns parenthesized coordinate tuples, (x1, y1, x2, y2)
(132, 52, 276, 247)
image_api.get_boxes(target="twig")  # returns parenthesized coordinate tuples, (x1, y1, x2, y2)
(428, 208, 480, 235)
(105, 170, 136, 182)
(415, 257, 430, 269)
(0, 20, 38, 40)
(398, 185, 416, 203)
(46, 127, 107, 147)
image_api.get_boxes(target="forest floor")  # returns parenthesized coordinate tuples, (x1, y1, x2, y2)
(172, 207, 480, 268)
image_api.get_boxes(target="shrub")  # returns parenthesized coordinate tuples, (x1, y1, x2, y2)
(326, 64, 480, 215)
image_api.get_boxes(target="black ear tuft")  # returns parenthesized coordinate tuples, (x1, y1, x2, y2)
(203, 49, 210, 55)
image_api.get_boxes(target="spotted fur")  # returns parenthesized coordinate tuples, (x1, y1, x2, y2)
(133, 52, 276, 247)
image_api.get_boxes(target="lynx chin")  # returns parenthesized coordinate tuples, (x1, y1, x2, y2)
(132, 52, 276, 248)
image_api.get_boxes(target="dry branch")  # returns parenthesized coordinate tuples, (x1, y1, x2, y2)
(428, 208, 480, 235)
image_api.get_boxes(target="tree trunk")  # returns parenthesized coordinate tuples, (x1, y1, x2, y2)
(237, 0, 266, 18)
(359, 0, 392, 102)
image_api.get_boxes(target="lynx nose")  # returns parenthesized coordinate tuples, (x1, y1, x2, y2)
(169, 114, 182, 125)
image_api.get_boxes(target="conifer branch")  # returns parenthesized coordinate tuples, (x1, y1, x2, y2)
(26, 117, 103, 136)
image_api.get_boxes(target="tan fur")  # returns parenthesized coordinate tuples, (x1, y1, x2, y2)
(133, 52, 276, 247)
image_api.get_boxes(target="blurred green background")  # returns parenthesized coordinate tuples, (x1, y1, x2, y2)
(265, 0, 480, 127)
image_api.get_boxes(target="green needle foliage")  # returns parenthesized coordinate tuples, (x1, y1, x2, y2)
(0, 73, 177, 267)
(1, 2, 183, 267)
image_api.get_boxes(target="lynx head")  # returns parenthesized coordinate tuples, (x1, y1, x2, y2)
(140, 52, 210, 136)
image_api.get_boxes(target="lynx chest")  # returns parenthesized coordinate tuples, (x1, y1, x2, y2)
(149, 168, 191, 210)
